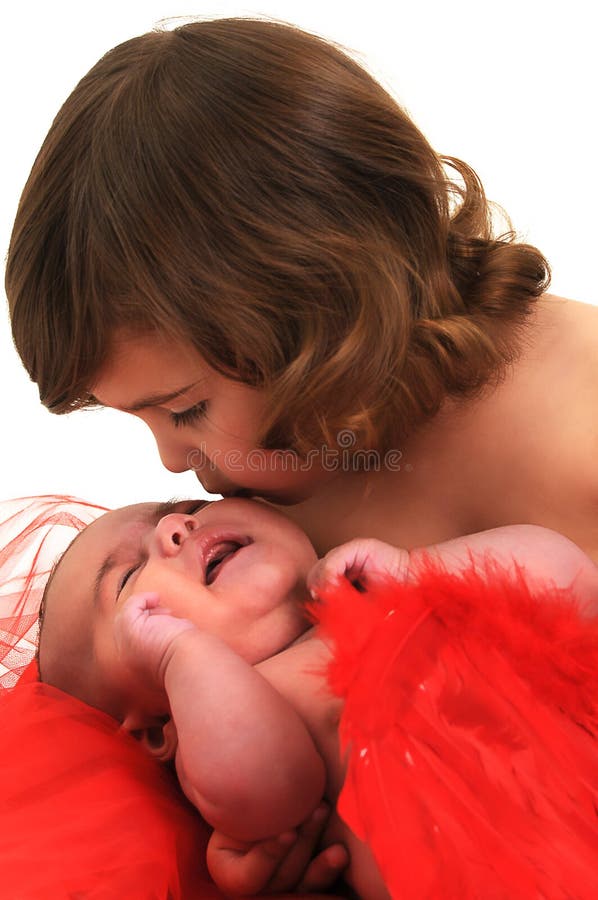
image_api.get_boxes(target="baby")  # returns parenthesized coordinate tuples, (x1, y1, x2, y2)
(38, 497, 598, 898)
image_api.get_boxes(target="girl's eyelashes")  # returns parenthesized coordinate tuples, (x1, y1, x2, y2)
(169, 400, 208, 429)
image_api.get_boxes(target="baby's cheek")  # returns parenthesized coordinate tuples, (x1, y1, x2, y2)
(256, 564, 307, 615)
(134, 569, 183, 612)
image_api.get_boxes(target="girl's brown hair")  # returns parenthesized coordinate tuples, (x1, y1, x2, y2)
(6, 17, 549, 453)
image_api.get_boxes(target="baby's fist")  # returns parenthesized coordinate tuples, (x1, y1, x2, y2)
(114, 592, 196, 686)
(308, 538, 410, 598)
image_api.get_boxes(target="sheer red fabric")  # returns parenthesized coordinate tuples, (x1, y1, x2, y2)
(1, 679, 220, 899)
(316, 564, 598, 899)
(0, 495, 105, 689)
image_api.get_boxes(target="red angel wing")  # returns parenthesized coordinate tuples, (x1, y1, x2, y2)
(315, 563, 598, 899)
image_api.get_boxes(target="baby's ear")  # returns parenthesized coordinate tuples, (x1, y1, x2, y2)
(122, 714, 178, 762)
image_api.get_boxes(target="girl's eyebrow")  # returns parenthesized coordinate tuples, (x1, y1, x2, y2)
(92, 380, 205, 413)
(92, 500, 183, 607)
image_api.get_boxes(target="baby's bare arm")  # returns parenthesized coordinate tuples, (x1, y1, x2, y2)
(412, 524, 598, 614)
(116, 594, 345, 895)
(163, 629, 326, 843)
(115, 593, 325, 843)
(310, 526, 598, 616)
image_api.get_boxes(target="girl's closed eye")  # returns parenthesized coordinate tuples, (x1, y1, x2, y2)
(169, 401, 208, 429)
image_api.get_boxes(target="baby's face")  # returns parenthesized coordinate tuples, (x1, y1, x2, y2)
(41, 497, 316, 714)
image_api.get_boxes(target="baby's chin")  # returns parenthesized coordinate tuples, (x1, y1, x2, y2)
(242, 604, 310, 664)
(251, 625, 312, 664)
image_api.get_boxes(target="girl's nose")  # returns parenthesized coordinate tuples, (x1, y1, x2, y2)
(145, 421, 192, 473)
(152, 513, 198, 556)
(155, 436, 192, 473)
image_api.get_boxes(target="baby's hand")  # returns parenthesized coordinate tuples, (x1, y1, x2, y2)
(308, 538, 410, 598)
(114, 592, 196, 688)
(207, 803, 348, 895)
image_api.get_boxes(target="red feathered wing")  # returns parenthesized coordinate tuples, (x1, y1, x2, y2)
(315, 563, 598, 899)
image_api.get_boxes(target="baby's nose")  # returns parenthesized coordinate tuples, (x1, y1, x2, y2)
(153, 513, 198, 555)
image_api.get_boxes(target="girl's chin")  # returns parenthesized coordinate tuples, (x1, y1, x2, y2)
(229, 486, 314, 506)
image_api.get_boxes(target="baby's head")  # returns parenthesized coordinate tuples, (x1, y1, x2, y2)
(39, 497, 316, 730)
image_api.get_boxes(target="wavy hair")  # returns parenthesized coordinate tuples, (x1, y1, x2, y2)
(6, 18, 549, 453)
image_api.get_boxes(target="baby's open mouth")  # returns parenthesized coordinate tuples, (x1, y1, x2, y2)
(204, 538, 252, 585)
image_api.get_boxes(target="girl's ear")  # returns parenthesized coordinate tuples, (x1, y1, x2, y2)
(121, 715, 178, 762)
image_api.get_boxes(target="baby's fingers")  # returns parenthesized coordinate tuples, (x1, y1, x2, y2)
(296, 842, 349, 893)
(115, 591, 159, 633)
(207, 830, 298, 896)
(263, 802, 347, 893)
(308, 538, 409, 597)
(308, 542, 368, 597)
(117, 591, 161, 620)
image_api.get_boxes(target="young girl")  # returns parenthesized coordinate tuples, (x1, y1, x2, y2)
(38, 495, 598, 898)
(8, 18, 598, 563)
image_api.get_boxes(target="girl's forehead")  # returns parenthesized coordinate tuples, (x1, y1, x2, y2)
(108, 329, 197, 360)
(94, 333, 208, 392)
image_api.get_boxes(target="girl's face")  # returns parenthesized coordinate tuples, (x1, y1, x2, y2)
(91, 333, 331, 504)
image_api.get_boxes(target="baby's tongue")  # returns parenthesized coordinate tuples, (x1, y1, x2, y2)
(205, 542, 241, 585)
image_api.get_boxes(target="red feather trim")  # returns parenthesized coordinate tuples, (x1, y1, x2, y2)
(314, 562, 598, 899)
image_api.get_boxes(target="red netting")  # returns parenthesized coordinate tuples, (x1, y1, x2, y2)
(0, 495, 106, 690)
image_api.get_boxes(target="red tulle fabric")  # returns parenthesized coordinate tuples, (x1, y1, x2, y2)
(1, 680, 221, 899)
(315, 564, 598, 899)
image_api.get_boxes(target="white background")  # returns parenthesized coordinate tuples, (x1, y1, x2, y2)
(1, 0, 595, 509)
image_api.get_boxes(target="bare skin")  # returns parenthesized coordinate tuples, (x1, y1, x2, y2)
(83, 294, 598, 894)
(39, 498, 350, 896)
(114, 523, 598, 898)
(275, 297, 598, 561)
(91, 296, 598, 563)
